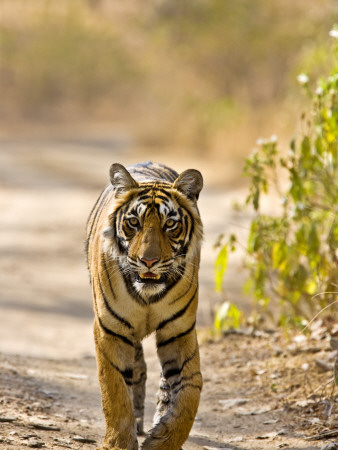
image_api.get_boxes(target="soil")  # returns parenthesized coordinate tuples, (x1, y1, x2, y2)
(1, 130, 337, 449)
(1, 330, 338, 450)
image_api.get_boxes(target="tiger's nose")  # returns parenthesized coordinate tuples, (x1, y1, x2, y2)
(140, 257, 159, 268)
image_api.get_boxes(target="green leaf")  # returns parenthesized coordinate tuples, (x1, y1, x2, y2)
(214, 245, 228, 292)
(214, 301, 243, 331)
(272, 241, 287, 269)
(305, 280, 317, 295)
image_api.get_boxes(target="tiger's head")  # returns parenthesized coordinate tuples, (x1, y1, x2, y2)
(103, 163, 203, 299)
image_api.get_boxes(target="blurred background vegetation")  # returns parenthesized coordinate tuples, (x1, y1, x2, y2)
(0, 0, 337, 343)
(1, 0, 337, 181)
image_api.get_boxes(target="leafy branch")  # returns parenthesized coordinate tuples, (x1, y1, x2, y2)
(215, 29, 338, 326)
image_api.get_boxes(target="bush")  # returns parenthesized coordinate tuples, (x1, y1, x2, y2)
(215, 30, 338, 327)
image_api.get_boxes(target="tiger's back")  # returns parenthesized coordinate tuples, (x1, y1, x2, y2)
(86, 161, 203, 450)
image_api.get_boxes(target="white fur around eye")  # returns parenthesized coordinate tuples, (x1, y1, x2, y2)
(102, 226, 114, 238)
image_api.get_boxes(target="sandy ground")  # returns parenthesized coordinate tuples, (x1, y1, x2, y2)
(1, 131, 337, 449)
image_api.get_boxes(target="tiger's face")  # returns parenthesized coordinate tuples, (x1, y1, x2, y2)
(103, 164, 203, 299)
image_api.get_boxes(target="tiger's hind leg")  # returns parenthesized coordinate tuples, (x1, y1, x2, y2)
(133, 343, 147, 435)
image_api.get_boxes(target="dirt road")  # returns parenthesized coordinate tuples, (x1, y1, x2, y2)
(0, 133, 335, 449)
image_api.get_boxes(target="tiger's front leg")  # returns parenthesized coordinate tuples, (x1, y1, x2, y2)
(141, 328, 202, 450)
(94, 320, 138, 450)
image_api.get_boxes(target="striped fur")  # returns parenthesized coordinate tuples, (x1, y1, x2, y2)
(86, 161, 203, 450)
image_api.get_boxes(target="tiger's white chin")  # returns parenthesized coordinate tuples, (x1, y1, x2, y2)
(133, 280, 166, 296)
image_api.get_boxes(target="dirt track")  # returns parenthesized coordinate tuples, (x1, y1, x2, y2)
(0, 133, 336, 449)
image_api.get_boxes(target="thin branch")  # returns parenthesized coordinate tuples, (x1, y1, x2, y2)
(301, 298, 338, 333)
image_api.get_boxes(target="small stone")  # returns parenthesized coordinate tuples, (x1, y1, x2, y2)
(30, 422, 60, 431)
(256, 431, 277, 439)
(62, 373, 88, 380)
(72, 435, 96, 444)
(315, 359, 333, 372)
(321, 443, 338, 450)
(277, 429, 287, 436)
(263, 419, 279, 425)
(26, 439, 45, 448)
(0, 416, 17, 423)
(219, 398, 249, 409)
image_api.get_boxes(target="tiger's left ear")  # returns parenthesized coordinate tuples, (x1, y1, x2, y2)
(110, 163, 138, 196)
(173, 169, 203, 201)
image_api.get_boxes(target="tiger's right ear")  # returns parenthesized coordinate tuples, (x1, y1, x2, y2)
(109, 163, 138, 196)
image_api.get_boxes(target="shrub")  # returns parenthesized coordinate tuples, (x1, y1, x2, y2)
(215, 30, 338, 326)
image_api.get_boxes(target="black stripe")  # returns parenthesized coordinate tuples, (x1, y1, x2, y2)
(123, 368, 134, 379)
(131, 371, 147, 386)
(87, 191, 113, 253)
(147, 261, 187, 304)
(155, 194, 171, 202)
(85, 236, 90, 267)
(173, 383, 202, 395)
(86, 185, 107, 227)
(101, 254, 116, 298)
(135, 343, 144, 360)
(171, 371, 202, 388)
(110, 192, 138, 236)
(98, 276, 134, 329)
(117, 203, 129, 232)
(169, 266, 196, 305)
(151, 163, 178, 182)
(137, 194, 152, 202)
(148, 166, 175, 182)
(119, 267, 148, 306)
(138, 183, 171, 188)
(148, 273, 181, 304)
(162, 343, 198, 374)
(93, 285, 134, 347)
(153, 187, 174, 196)
(98, 316, 134, 347)
(183, 213, 195, 255)
(97, 343, 134, 385)
(154, 202, 162, 215)
(133, 167, 162, 180)
(86, 186, 112, 265)
(163, 367, 181, 379)
(137, 188, 152, 195)
(156, 286, 197, 330)
(157, 321, 196, 348)
(133, 162, 178, 180)
(157, 164, 178, 181)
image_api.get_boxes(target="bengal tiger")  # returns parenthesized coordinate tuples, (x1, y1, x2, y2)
(86, 161, 203, 450)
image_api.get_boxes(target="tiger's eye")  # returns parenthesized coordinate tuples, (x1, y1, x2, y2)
(128, 217, 139, 227)
(166, 218, 176, 228)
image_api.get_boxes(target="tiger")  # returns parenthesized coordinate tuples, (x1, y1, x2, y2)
(86, 161, 203, 450)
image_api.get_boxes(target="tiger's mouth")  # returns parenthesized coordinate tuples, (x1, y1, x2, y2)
(136, 272, 165, 284)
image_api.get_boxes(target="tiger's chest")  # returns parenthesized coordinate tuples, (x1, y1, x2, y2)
(96, 258, 198, 342)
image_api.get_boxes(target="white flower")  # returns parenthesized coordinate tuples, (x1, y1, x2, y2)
(297, 73, 309, 85)
(329, 29, 338, 39)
